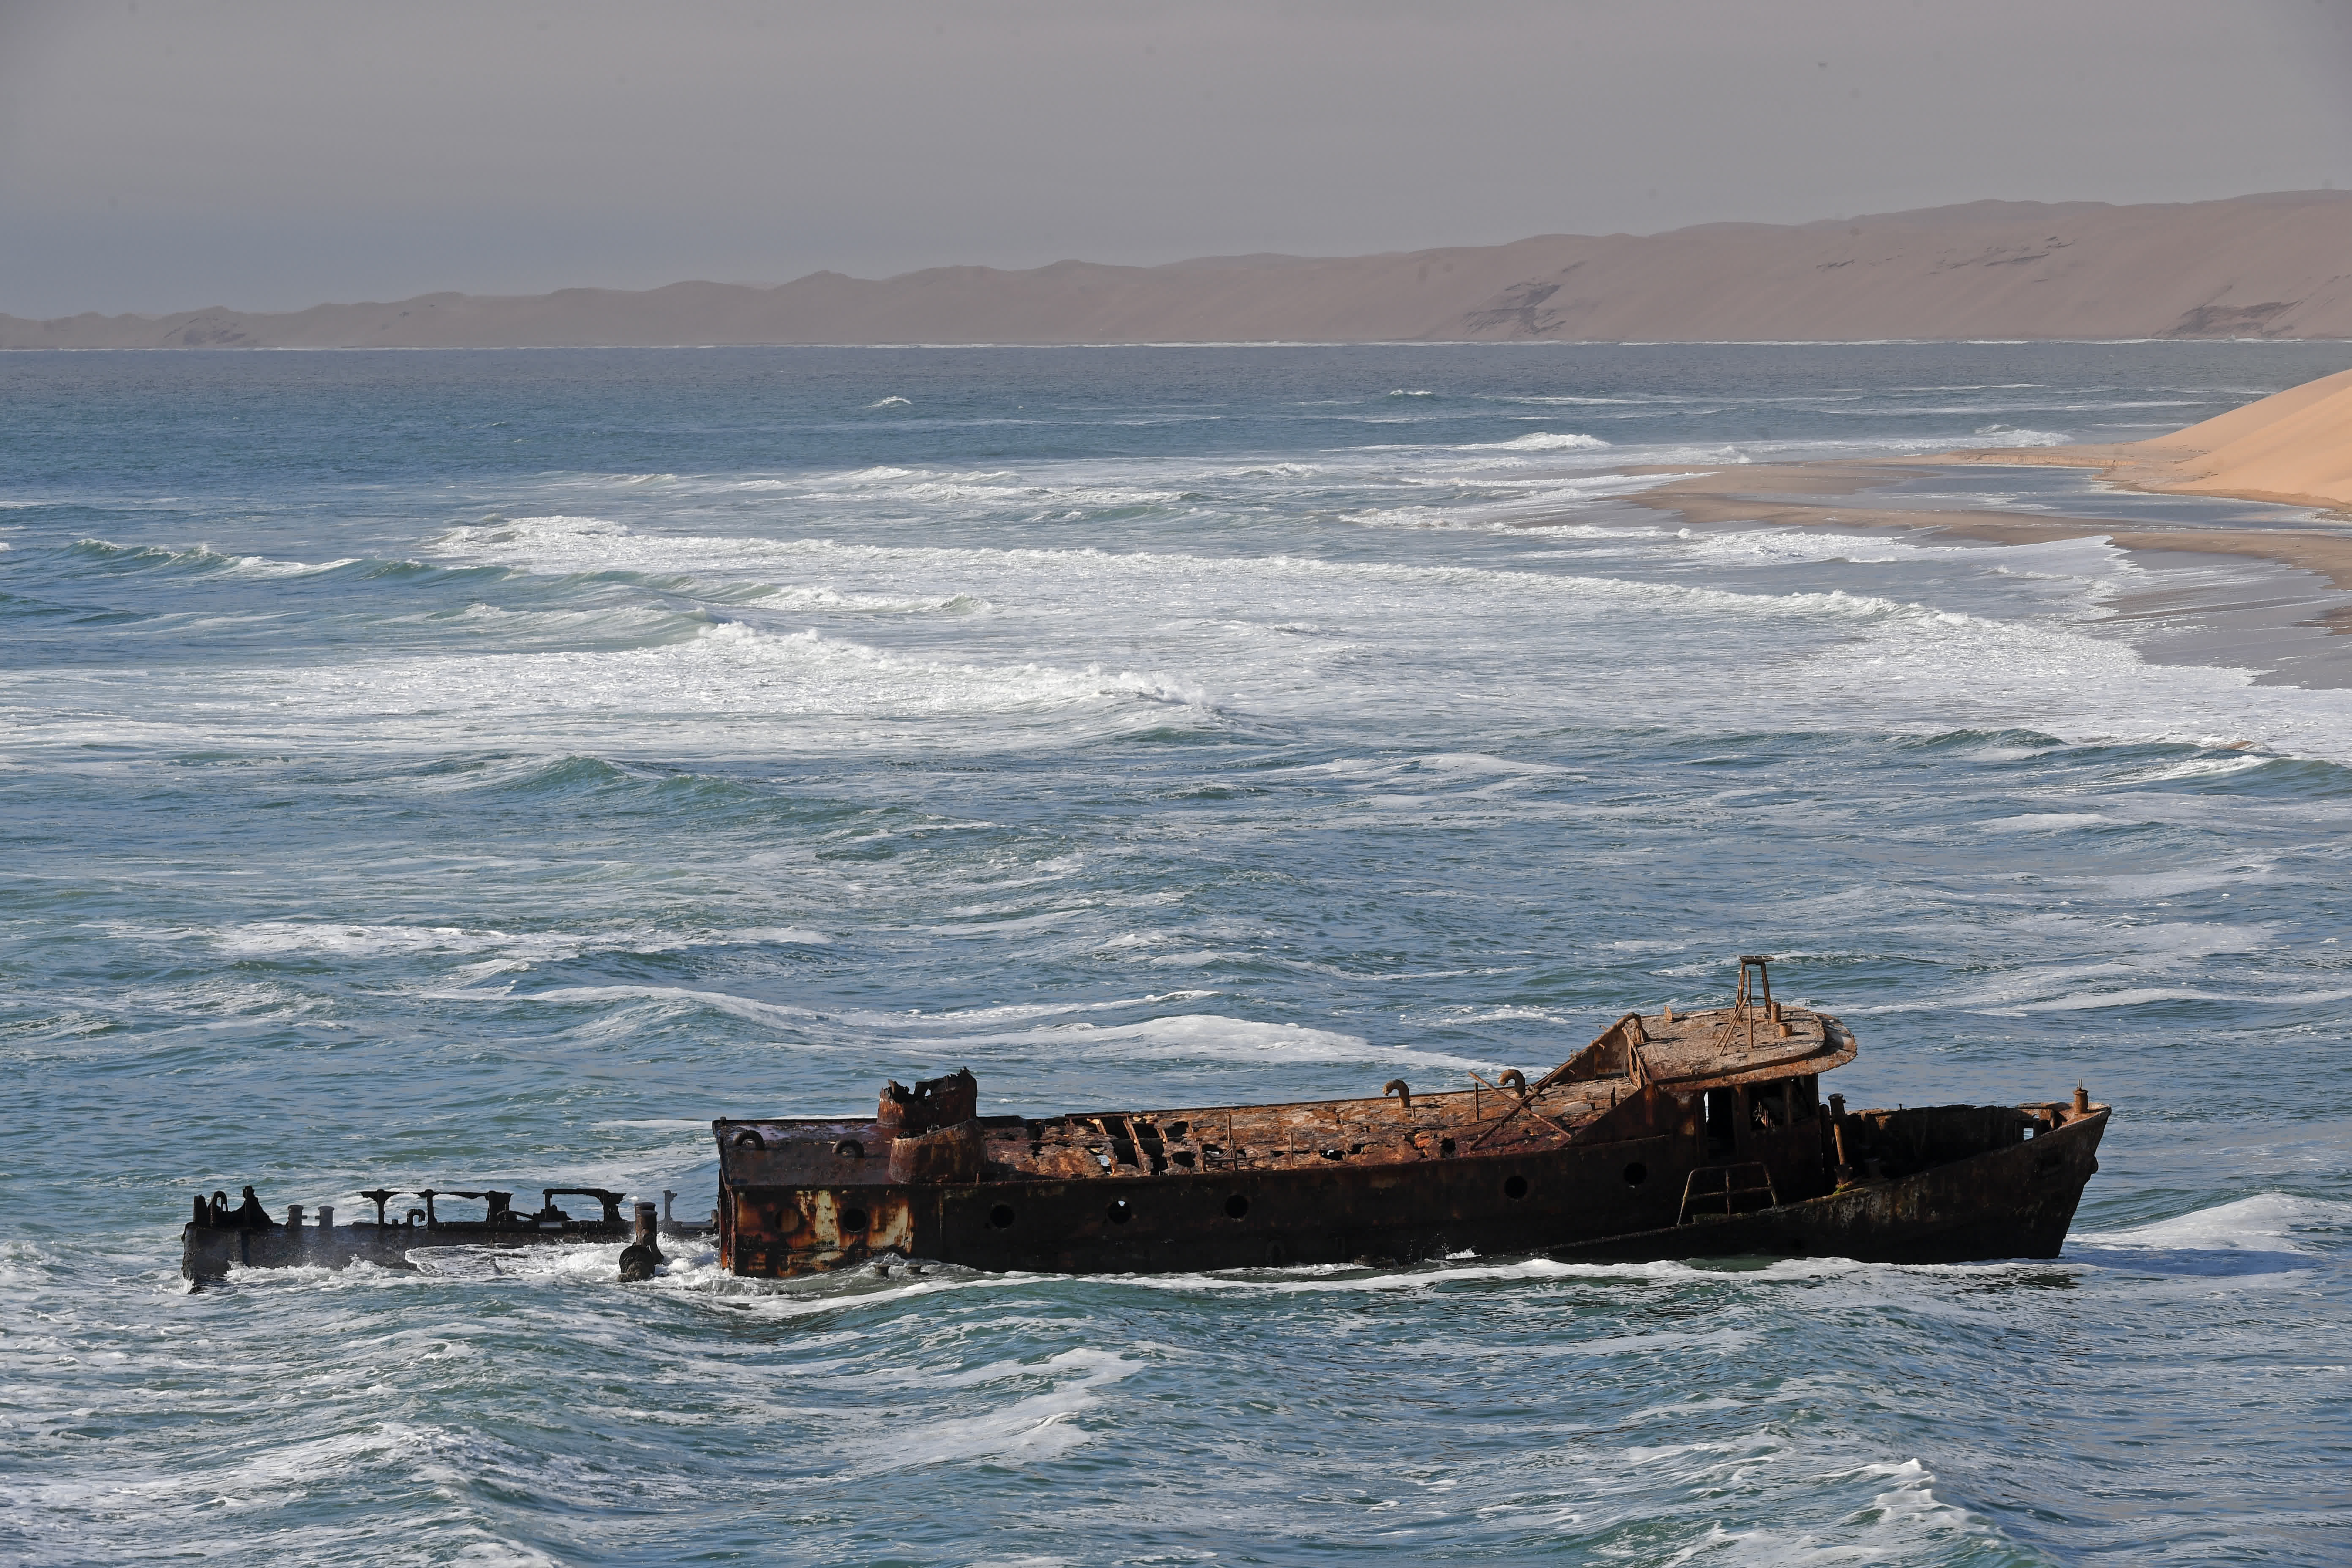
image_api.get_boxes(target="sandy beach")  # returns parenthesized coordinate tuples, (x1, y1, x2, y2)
(1621, 365, 2352, 631)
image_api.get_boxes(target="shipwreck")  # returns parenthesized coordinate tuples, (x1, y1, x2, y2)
(184, 958, 2107, 1283)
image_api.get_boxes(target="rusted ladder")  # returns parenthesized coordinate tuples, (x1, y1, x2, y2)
(1677, 1162, 1778, 1224)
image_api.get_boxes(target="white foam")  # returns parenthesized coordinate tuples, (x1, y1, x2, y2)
(65, 536, 362, 580)
(27, 433, 2352, 775)
(1114, 1254, 1657, 1295)
(836, 1348, 1138, 1472)
(220, 551, 362, 578)
(204, 920, 824, 964)
(1976, 811, 2120, 832)
(1466, 431, 1611, 452)
(908, 1012, 1497, 1072)
(2077, 1192, 2352, 1254)
(16, 619, 1217, 757)
(849, 989, 1222, 1027)
(2012, 984, 2352, 1012)
(1667, 1457, 2009, 1567)
(2085, 865, 2270, 899)
(488, 983, 820, 1031)
(441, 512, 628, 546)
(748, 583, 994, 614)
(215, 921, 586, 961)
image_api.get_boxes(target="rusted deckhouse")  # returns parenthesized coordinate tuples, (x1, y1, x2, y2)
(716, 958, 2109, 1277)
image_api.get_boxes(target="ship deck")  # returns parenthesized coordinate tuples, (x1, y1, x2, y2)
(723, 1002, 1854, 1186)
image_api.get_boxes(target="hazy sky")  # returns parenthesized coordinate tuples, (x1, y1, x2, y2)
(5, 0, 2350, 317)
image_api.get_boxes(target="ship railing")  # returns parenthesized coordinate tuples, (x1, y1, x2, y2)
(1677, 1162, 1778, 1225)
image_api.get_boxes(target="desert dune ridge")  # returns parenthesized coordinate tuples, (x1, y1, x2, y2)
(8, 190, 2352, 350)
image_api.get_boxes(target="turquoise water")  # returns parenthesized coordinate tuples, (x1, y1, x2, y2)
(4, 343, 2350, 1565)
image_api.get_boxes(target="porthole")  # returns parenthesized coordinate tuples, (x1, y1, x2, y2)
(1108, 1198, 1133, 1225)
(839, 1207, 869, 1232)
(1224, 1194, 1250, 1220)
(1503, 1174, 1530, 1200)
(835, 1139, 865, 1158)
(1622, 1162, 1648, 1188)
(987, 1203, 1015, 1229)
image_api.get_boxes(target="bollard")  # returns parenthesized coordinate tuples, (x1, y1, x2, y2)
(618, 1200, 663, 1282)
(193, 1195, 210, 1227)
(286, 1204, 305, 1228)
(2072, 1085, 2091, 1116)
(317, 1205, 334, 1230)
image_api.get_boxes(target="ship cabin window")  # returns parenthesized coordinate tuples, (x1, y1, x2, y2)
(1791, 1075, 1819, 1118)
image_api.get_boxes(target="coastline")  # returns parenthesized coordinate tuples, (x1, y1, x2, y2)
(1617, 454, 2352, 622)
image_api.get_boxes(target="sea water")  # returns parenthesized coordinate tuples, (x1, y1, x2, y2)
(3, 343, 2349, 1565)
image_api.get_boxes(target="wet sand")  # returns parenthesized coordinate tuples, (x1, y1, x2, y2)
(1602, 452, 2352, 687)
(1619, 455, 2352, 621)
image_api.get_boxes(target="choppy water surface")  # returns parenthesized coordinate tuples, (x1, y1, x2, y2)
(5, 343, 2351, 1566)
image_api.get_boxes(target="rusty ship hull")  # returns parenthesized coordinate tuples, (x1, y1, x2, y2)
(715, 1088, 2107, 1278)
(714, 963, 2111, 1279)
(1550, 1103, 2108, 1266)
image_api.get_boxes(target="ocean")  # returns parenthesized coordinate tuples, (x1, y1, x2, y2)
(5, 341, 2350, 1565)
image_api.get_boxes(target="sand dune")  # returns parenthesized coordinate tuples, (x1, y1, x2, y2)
(10, 191, 2352, 349)
(1947, 364, 2352, 511)
(2126, 367, 2352, 508)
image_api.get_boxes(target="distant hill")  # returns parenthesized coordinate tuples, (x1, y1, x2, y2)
(10, 191, 2352, 348)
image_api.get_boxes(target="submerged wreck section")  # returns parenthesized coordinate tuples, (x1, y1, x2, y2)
(714, 957, 2107, 1278)
(180, 1183, 706, 1282)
